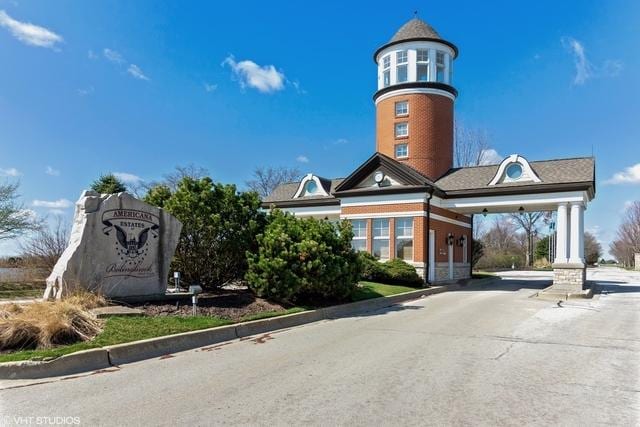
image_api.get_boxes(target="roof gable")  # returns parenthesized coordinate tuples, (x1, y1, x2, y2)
(333, 153, 437, 195)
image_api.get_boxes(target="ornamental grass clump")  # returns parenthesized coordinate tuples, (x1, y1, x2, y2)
(0, 292, 105, 351)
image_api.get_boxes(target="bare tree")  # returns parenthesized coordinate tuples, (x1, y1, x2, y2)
(0, 181, 41, 240)
(137, 164, 210, 198)
(20, 217, 70, 271)
(454, 121, 491, 167)
(508, 211, 547, 267)
(245, 166, 301, 198)
(610, 201, 640, 266)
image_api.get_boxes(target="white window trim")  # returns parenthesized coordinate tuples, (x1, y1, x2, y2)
(395, 122, 409, 138)
(395, 218, 414, 262)
(395, 143, 409, 159)
(395, 101, 409, 117)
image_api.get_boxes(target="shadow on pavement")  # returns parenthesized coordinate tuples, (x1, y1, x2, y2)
(595, 281, 640, 294)
(455, 278, 551, 293)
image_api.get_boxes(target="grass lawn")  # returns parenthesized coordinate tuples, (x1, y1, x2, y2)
(0, 282, 45, 300)
(0, 282, 415, 363)
(351, 281, 419, 301)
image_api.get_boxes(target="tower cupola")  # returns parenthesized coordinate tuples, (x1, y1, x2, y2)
(373, 17, 458, 180)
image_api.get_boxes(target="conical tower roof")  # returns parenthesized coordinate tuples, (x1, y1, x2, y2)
(374, 17, 458, 61)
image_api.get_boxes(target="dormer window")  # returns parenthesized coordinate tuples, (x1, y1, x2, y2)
(293, 173, 331, 198)
(506, 163, 523, 180)
(488, 154, 542, 186)
(305, 180, 318, 194)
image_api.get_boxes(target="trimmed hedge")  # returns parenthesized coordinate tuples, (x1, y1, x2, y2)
(358, 252, 424, 287)
(246, 210, 361, 304)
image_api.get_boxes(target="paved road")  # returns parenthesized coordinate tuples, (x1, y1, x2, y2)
(1, 268, 639, 426)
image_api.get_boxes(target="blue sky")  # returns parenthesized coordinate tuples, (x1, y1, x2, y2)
(0, 0, 639, 256)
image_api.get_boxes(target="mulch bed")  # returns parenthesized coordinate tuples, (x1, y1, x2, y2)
(133, 289, 287, 322)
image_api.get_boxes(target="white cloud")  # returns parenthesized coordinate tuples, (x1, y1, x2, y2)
(48, 209, 66, 216)
(113, 172, 143, 184)
(32, 199, 73, 209)
(335, 138, 349, 145)
(103, 48, 125, 64)
(296, 155, 309, 163)
(0, 10, 63, 49)
(77, 86, 94, 96)
(45, 166, 60, 176)
(88, 49, 98, 60)
(561, 37, 622, 85)
(127, 64, 149, 81)
(223, 55, 285, 93)
(562, 37, 593, 85)
(478, 149, 503, 165)
(604, 163, 640, 185)
(203, 82, 217, 92)
(290, 80, 306, 95)
(0, 167, 21, 177)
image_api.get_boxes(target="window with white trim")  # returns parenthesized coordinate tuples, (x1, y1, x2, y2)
(395, 101, 408, 116)
(395, 218, 413, 261)
(436, 51, 445, 83)
(396, 50, 408, 83)
(372, 218, 389, 260)
(382, 55, 391, 88)
(395, 122, 408, 138)
(395, 143, 408, 158)
(350, 219, 367, 252)
(416, 48, 429, 82)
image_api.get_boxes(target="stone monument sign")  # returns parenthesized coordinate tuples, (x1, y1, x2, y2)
(45, 191, 182, 299)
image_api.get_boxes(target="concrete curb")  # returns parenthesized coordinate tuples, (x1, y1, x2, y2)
(1, 285, 454, 380)
(0, 348, 110, 380)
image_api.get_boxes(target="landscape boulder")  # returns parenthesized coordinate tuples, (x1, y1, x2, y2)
(45, 191, 182, 299)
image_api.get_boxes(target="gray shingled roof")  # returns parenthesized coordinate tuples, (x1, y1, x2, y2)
(263, 178, 344, 203)
(390, 18, 441, 43)
(435, 157, 595, 192)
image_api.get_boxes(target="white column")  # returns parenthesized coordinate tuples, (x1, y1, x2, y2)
(569, 202, 585, 264)
(554, 203, 568, 264)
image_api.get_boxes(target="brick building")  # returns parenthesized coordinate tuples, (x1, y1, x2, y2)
(263, 18, 595, 288)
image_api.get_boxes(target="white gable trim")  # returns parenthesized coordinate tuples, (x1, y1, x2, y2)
(293, 174, 330, 198)
(488, 154, 542, 186)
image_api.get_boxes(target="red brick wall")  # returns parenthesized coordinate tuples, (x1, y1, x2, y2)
(376, 93, 454, 181)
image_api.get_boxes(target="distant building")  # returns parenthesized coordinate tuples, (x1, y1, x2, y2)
(264, 18, 595, 290)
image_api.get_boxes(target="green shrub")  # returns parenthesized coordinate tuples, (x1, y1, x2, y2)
(245, 210, 361, 304)
(358, 252, 423, 287)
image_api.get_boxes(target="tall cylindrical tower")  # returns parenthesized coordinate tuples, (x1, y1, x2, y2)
(373, 18, 458, 181)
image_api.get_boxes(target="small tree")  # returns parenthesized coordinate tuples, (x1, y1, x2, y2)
(472, 238, 484, 268)
(20, 218, 70, 271)
(535, 236, 550, 261)
(91, 174, 127, 194)
(163, 177, 265, 289)
(246, 210, 361, 303)
(584, 231, 602, 265)
(0, 181, 41, 240)
(143, 184, 172, 207)
(245, 166, 301, 198)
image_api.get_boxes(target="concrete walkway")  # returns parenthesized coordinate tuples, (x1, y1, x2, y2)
(1, 267, 638, 426)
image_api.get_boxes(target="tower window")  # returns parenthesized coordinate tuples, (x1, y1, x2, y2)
(395, 101, 408, 116)
(417, 49, 429, 82)
(395, 122, 408, 138)
(382, 55, 391, 88)
(395, 143, 408, 158)
(396, 50, 408, 83)
(436, 51, 445, 83)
